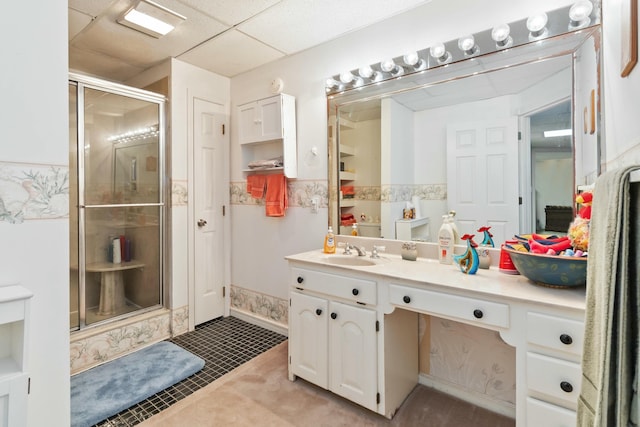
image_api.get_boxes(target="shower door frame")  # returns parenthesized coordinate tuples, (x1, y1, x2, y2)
(70, 73, 167, 331)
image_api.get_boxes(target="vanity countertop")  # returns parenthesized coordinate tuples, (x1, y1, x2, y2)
(285, 250, 586, 312)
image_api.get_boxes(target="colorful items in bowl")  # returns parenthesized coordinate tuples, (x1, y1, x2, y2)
(503, 247, 587, 288)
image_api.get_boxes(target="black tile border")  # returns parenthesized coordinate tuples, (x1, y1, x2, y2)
(94, 316, 287, 427)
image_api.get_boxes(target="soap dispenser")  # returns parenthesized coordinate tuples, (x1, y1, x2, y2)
(448, 210, 460, 244)
(351, 223, 358, 236)
(324, 226, 336, 254)
(438, 215, 454, 264)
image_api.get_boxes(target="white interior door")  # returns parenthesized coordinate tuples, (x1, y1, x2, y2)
(194, 99, 226, 325)
(446, 118, 519, 245)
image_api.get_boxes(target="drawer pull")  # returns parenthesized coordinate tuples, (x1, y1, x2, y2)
(330, 312, 337, 320)
(352, 288, 359, 296)
(559, 334, 573, 345)
(297, 276, 304, 284)
(315, 308, 322, 316)
(403, 295, 411, 304)
(473, 309, 484, 319)
(560, 381, 573, 393)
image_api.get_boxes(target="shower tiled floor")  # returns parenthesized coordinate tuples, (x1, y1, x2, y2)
(95, 316, 287, 427)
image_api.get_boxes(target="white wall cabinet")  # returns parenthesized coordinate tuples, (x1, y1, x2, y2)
(238, 94, 297, 178)
(0, 285, 33, 427)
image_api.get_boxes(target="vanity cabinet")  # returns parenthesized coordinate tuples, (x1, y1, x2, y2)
(524, 310, 584, 425)
(238, 94, 297, 178)
(0, 285, 33, 427)
(286, 249, 586, 425)
(289, 268, 378, 411)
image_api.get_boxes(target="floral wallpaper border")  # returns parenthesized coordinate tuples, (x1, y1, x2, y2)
(230, 284, 288, 326)
(70, 309, 171, 374)
(230, 179, 328, 208)
(231, 180, 446, 207)
(381, 183, 447, 203)
(171, 179, 188, 206)
(171, 305, 189, 336)
(0, 161, 69, 223)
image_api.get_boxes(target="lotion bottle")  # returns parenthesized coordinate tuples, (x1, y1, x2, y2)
(448, 210, 460, 244)
(324, 226, 336, 254)
(438, 215, 454, 264)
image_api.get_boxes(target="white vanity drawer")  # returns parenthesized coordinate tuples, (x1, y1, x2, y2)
(527, 312, 584, 356)
(291, 267, 376, 305)
(526, 352, 581, 408)
(388, 284, 509, 328)
(526, 397, 576, 427)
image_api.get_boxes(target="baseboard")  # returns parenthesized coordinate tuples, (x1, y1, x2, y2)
(230, 308, 289, 337)
(418, 373, 516, 419)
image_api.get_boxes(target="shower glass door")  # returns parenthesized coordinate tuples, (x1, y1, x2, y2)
(70, 75, 165, 329)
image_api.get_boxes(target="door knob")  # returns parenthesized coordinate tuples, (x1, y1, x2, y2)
(197, 219, 207, 227)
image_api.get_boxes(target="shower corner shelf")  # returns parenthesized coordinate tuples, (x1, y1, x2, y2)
(0, 283, 33, 426)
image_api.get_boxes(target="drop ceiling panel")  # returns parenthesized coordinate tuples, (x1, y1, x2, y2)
(69, 8, 93, 40)
(238, 0, 431, 54)
(178, 29, 285, 77)
(68, 0, 114, 17)
(69, 46, 146, 83)
(176, 0, 283, 26)
(70, 0, 229, 69)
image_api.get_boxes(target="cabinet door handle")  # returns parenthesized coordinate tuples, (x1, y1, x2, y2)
(315, 308, 322, 316)
(297, 276, 304, 284)
(473, 309, 484, 319)
(197, 219, 207, 227)
(330, 312, 337, 320)
(560, 381, 573, 393)
(352, 288, 359, 296)
(559, 334, 573, 345)
(403, 296, 411, 304)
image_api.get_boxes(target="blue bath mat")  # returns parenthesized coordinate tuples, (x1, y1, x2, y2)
(70, 341, 205, 427)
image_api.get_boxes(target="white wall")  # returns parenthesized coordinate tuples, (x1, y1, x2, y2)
(602, 0, 640, 169)
(0, 2, 70, 426)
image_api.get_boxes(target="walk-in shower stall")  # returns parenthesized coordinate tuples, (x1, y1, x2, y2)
(69, 74, 166, 330)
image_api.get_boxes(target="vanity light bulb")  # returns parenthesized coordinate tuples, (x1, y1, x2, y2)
(569, 0, 593, 28)
(492, 24, 513, 49)
(458, 35, 477, 55)
(527, 12, 548, 33)
(430, 43, 446, 59)
(339, 71, 355, 84)
(403, 52, 419, 66)
(325, 78, 340, 88)
(358, 65, 374, 79)
(380, 59, 397, 73)
(491, 24, 509, 42)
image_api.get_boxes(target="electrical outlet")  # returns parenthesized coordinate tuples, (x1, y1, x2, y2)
(311, 196, 320, 213)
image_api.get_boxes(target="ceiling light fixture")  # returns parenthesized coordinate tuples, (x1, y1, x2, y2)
(117, 0, 186, 38)
(544, 129, 572, 137)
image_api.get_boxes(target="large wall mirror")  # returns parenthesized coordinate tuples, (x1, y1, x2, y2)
(327, 4, 602, 245)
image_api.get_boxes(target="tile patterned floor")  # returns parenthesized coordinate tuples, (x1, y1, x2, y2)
(95, 316, 287, 427)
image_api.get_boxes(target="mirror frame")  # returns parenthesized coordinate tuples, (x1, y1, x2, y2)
(327, 5, 603, 240)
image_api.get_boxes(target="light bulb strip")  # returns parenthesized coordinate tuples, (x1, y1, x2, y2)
(325, 2, 598, 95)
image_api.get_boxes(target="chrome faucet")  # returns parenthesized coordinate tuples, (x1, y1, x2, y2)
(370, 245, 386, 259)
(354, 245, 367, 257)
(342, 243, 353, 255)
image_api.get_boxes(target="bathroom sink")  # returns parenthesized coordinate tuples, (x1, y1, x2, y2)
(323, 256, 377, 267)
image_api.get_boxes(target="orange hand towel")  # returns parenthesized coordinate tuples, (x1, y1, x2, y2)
(247, 175, 266, 199)
(265, 174, 288, 217)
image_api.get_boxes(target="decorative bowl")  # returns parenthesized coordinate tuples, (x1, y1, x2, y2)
(503, 248, 587, 288)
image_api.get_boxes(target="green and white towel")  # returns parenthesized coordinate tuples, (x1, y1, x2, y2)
(577, 166, 640, 426)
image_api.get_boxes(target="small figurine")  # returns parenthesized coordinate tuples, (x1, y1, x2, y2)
(575, 191, 593, 220)
(453, 234, 479, 275)
(477, 226, 494, 247)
